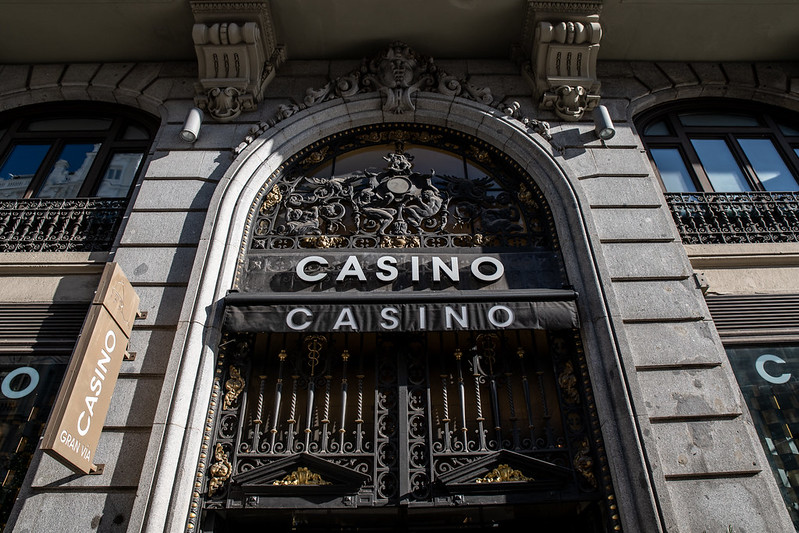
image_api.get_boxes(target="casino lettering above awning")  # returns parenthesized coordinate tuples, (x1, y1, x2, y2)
(224, 289, 578, 333)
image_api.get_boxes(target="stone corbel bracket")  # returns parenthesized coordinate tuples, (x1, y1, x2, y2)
(190, 1, 285, 122)
(529, 17, 602, 121)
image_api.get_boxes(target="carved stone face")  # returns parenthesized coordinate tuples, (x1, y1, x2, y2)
(378, 45, 417, 88)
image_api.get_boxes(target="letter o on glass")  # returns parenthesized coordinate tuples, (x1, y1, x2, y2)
(2, 367, 40, 399)
(470, 257, 504, 282)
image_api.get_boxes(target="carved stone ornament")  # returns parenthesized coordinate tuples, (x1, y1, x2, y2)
(304, 41, 493, 114)
(234, 43, 552, 155)
(528, 17, 602, 121)
(191, 1, 285, 122)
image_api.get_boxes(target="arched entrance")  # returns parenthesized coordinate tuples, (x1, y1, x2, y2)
(197, 124, 618, 531)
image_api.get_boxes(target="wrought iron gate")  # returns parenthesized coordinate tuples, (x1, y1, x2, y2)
(196, 330, 618, 532)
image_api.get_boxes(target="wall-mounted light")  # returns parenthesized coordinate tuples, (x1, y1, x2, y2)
(180, 107, 204, 143)
(593, 105, 615, 140)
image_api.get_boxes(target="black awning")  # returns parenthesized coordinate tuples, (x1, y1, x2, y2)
(223, 289, 578, 333)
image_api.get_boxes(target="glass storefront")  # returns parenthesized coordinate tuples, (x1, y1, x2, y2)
(727, 345, 799, 529)
(0, 355, 69, 527)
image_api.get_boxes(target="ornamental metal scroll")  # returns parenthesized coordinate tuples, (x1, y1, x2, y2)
(192, 326, 622, 531)
(247, 127, 558, 253)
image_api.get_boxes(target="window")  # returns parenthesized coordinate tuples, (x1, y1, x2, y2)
(638, 102, 799, 193)
(726, 345, 799, 530)
(0, 104, 157, 252)
(0, 104, 155, 200)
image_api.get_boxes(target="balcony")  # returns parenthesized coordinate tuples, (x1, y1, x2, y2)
(0, 198, 126, 252)
(664, 192, 799, 244)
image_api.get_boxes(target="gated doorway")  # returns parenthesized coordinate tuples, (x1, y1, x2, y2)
(199, 329, 614, 532)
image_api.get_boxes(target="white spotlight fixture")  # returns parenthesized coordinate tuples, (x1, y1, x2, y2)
(593, 105, 615, 140)
(180, 107, 204, 143)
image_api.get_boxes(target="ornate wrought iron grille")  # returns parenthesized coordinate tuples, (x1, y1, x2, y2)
(665, 191, 799, 244)
(0, 198, 125, 252)
(198, 331, 618, 531)
(197, 124, 619, 531)
(244, 125, 558, 255)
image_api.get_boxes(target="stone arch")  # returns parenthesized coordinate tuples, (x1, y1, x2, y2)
(0, 63, 172, 120)
(138, 93, 659, 533)
(621, 62, 799, 120)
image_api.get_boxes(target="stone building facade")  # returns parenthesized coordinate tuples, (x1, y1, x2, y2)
(0, 1, 798, 532)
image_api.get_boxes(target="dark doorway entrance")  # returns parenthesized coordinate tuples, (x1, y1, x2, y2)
(200, 330, 615, 532)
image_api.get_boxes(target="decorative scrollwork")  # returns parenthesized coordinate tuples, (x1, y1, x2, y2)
(272, 467, 331, 486)
(248, 132, 554, 252)
(304, 335, 327, 376)
(223, 366, 246, 410)
(261, 188, 282, 212)
(665, 191, 799, 244)
(0, 198, 125, 252)
(475, 464, 533, 483)
(573, 439, 597, 489)
(557, 361, 580, 405)
(208, 444, 232, 496)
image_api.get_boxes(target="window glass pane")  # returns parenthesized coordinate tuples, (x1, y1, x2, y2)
(644, 120, 670, 136)
(779, 123, 799, 136)
(121, 125, 150, 140)
(0, 356, 69, 526)
(37, 143, 100, 198)
(678, 113, 760, 127)
(94, 153, 143, 197)
(333, 146, 388, 176)
(650, 148, 697, 192)
(333, 145, 465, 178)
(726, 346, 799, 529)
(308, 160, 333, 179)
(738, 138, 799, 192)
(24, 118, 112, 132)
(409, 147, 464, 178)
(690, 139, 751, 191)
(0, 144, 50, 199)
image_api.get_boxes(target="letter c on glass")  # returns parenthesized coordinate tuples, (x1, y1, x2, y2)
(755, 354, 791, 385)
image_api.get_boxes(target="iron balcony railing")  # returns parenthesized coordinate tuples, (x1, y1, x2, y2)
(664, 191, 799, 244)
(0, 198, 126, 252)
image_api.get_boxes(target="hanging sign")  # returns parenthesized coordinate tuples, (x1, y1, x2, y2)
(41, 263, 139, 474)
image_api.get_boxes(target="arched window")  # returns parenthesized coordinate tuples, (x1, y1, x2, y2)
(201, 124, 620, 532)
(638, 101, 799, 193)
(0, 103, 157, 251)
(638, 101, 799, 244)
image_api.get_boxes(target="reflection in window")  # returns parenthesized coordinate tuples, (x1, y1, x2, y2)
(37, 143, 100, 198)
(95, 153, 143, 197)
(0, 356, 69, 528)
(0, 145, 50, 199)
(638, 104, 799, 193)
(739, 139, 799, 192)
(0, 104, 155, 199)
(727, 346, 799, 530)
(650, 148, 697, 192)
(691, 139, 751, 192)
